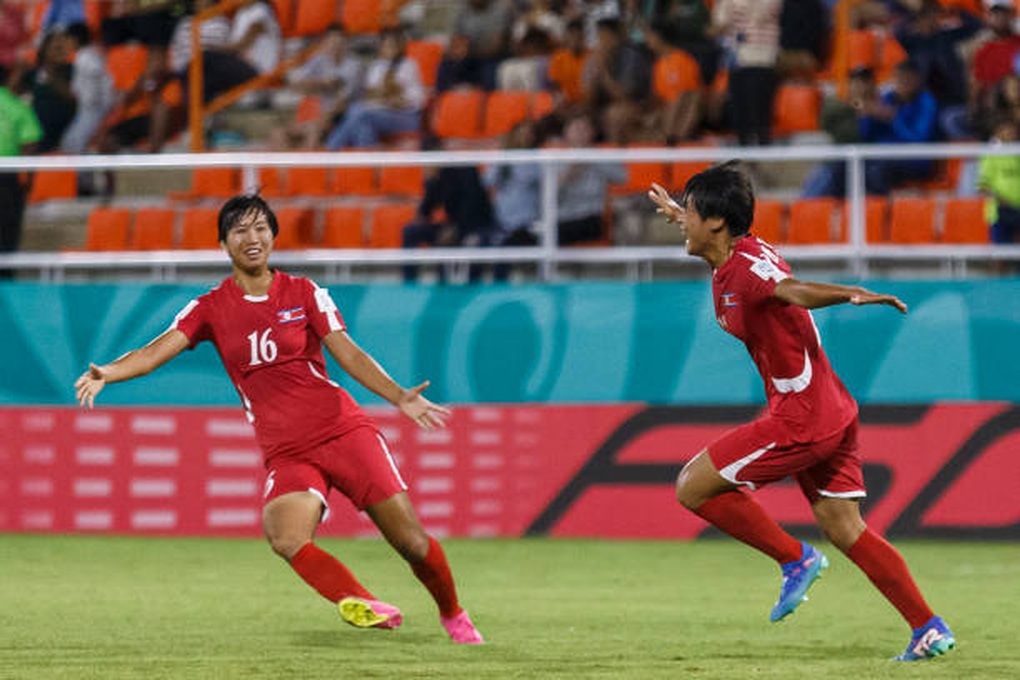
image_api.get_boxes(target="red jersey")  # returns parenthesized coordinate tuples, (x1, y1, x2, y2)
(712, 236, 857, 441)
(171, 271, 373, 461)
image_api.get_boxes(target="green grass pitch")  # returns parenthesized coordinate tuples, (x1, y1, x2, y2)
(1, 535, 1017, 679)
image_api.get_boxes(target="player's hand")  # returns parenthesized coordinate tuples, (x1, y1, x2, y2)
(648, 182, 684, 223)
(398, 380, 452, 430)
(850, 291, 908, 314)
(74, 363, 107, 408)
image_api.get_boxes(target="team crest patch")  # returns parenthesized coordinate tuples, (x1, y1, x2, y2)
(721, 293, 739, 307)
(277, 306, 306, 323)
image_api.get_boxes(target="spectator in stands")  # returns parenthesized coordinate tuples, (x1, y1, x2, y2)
(61, 22, 116, 155)
(978, 116, 1020, 247)
(41, 0, 86, 33)
(435, 0, 515, 92)
(23, 31, 77, 153)
(989, 72, 1020, 128)
(483, 120, 544, 279)
(711, 0, 782, 146)
(498, 25, 555, 91)
(0, 0, 28, 76)
(582, 16, 652, 145)
(973, 1, 1020, 117)
(324, 28, 424, 149)
(546, 18, 588, 110)
(778, 0, 830, 82)
(803, 61, 938, 197)
(555, 112, 627, 244)
(229, 0, 282, 82)
(0, 63, 42, 273)
(895, 0, 983, 139)
(645, 20, 703, 145)
(401, 139, 497, 283)
(513, 0, 565, 46)
(167, 0, 258, 104)
(274, 23, 364, 150)
(649, 0, 721, 88)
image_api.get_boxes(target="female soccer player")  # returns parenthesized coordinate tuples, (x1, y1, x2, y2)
(74, 194, 483, 644)
(647, 164, 954, 661)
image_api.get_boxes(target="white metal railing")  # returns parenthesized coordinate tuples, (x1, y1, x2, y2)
(3, 142, 1020, 281)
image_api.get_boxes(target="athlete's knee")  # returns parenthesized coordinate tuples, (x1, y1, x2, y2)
(266, 532, 309, 561)
(813, 499, 866, 551)
(390, 527, 430, 562)
(675, 464, 702, 511)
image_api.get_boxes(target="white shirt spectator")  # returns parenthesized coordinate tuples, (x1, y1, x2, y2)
(288, 48, 365, 107)
(168, 14, 232, 73)
(230, 1, 281, 75)
(362, 58, 425, 111)
(71, 45, 115, 112)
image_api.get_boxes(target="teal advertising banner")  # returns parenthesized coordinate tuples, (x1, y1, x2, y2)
(2, 279, 1017, 406)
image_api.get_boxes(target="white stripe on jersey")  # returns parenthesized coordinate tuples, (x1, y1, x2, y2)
(771, 349, 813, 394)
(718, 441, 776, 490)
(312, 284, 343, 332)
(170, 299, 199, 330)
(306, 361, 340, 388)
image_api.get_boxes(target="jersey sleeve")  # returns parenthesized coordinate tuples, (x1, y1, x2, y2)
(306, 279, 347, 339)
(169, 297, 211, 348)
(736, 249, 790, 307)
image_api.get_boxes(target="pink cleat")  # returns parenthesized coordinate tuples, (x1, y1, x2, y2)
(338, 597, 403, 630)
(441, 609, 484, 644)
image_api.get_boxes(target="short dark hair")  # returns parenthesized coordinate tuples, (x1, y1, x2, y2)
(679, 161, 755, 237)
(217, 193, 279, 242)
(65, 22, 91, 47)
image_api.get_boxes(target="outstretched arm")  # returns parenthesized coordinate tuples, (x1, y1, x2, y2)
(75, 329, 191, 408)
(322, 330, 451, 429)
(775, 278, 908, 313)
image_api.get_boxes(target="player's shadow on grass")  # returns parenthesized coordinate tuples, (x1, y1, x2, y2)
(291, 629, 434, 647)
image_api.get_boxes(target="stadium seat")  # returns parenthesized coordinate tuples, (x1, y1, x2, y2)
(332, 166, 378, 195)
(27, 170, 77, 203)
(653, 49, 701, 103)
(273, 207, 314, 249)
(406, 39, 444, 89)
(268, 0, 295, 37)
(858, 196, 888, 244)
(788, 198, 839, 244)
(368, 203, 417, 248)
(322, 206, 367, 248)
(752, 200, 785, 244)
(179, 208, 221, 249)
(84, 0, 107, 33)
(772, 83, 821, 136)
(482, 91, 532, 138)
(106, 43, 149, 92)
(877, 34, 908, 83)
(531, 91, 555, 119)
(84, 207, 132, 251)
(257, 166, 285, 197)
(187, 167, 240, 199)
(889, 196, 936, 244)
(942, 197, 988, 244)
(292, 0, 336, 37)
(430, 89, 485, 140)
(613, 145, 668, 197)
(286, 166, 331, 196)
(668, 160, 711, 192)
(378, 165, 424, 196)
(130, 207, 177, 250)
(847, 30, 878, 73)
(341, 0, 383, 33)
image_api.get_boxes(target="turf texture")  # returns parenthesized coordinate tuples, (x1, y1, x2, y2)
(1, 535, 1016, 679)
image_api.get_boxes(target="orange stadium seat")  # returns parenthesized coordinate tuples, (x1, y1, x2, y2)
(185, 167, 240, 199)
(531, 91, 555, 119)
(773, 83, 821, 136)
(273, 206, 314, 249)
(257, 166, 285, 197)
(752, 200, 785, 244)
(942, 197, 988, 244)
(179, 207, 221, 249)
(84, 1, 107, 32)
(27, 170, 77, 203)
(788, 198, 839, 244)
(85, 207, 132, 251)
(322, 206, 367, 247)
(332, 166, 378, 195)
(286, 166, 331, 196)
(482, 91, 532, 138)
(269, 0, 295, 37)
(877, 34, 908, 83)
(368, 203, 417, 248)
(406, 40, 445, 89)
(653, 49, 701, 103)
(130, 207, 177, 250)
(292, 0, 336, 37)
(430, 89, 485, 140)
(668, 160, 711, 192)
(106, 43, 149, 92)
(613, 145, 668, 197)
(341, 0, 383, 34)
(889, 196, 936, 244)
(847, 30, 878, 73)
(378, 165, 424, 196)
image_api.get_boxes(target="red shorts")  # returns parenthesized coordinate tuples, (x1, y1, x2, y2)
(262, 426, 407, 516)
(707, 415, 864, 502)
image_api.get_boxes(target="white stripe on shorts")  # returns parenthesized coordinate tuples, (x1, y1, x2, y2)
(376, 433, 408, 491)
(718, 441, 777, 490)
(817, 489, 867, 499)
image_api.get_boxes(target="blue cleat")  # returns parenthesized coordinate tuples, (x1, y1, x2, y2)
(769, 542, 829, 622)
(893, 615, 956, 661)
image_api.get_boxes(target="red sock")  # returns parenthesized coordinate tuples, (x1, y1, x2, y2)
(692, 490, 803, 564)
(845, 528, 934, 629)
(289, 542, 374, 603)
(410, 536, 461, 618)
